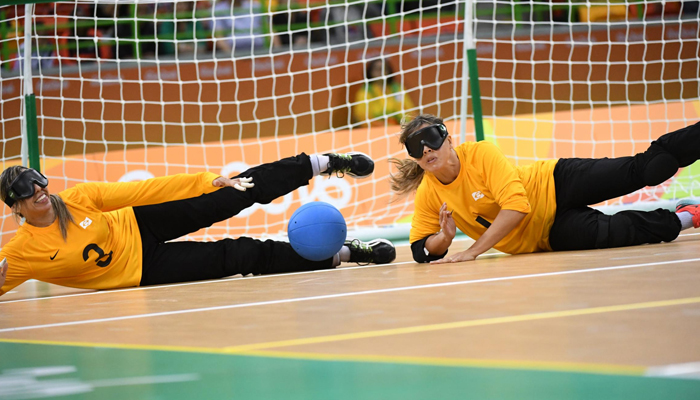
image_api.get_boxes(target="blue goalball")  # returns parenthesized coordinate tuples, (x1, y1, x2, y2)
(288, 202, 347, 261)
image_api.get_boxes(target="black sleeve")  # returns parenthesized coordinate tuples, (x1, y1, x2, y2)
(411, 235, 448, 263)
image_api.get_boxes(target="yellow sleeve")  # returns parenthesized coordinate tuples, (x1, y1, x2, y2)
(356, 83, 389, 121)
(353, 86, 370, 123)
(64, 172, 222, 212)
(0, 247, 32, 297)
(409, 183, 442, 243)
(401, 86, 415, 112)
(474, 142, 531, 213)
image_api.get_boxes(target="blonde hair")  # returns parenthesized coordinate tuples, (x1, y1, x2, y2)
(389, 114, 445, 198)
(1, 166, 74, 241)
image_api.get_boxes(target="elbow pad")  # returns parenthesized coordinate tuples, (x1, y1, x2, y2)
(411, 236, 448, 263)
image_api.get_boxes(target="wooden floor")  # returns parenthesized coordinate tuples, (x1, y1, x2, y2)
(1, 233, 700, 399)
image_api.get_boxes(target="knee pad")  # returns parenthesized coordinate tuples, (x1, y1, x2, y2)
(639, 145, 679, 186)
(652, 121, 700, 167)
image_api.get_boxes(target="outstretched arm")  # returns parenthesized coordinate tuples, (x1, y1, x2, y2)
(70, 172, 255, 212)
(213, 176, 254, 191)
(431, 209, 526, 264)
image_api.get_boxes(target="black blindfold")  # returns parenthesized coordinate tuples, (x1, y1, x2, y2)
(404, 124, 449, 158)
(3, 169, 49, 207)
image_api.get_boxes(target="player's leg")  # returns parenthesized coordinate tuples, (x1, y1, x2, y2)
(676, 199, 700, 230)
(553, 155, 661, 210)
(139, 236, 336, 286)
(652, 120, 700, 168)
(134, 152, 374, 243)
(138, 235, 398, 285)
(554, 120, 700, 210)
(548, 206, 681, 251)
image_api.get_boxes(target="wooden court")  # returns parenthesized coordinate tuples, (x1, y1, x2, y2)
(1, 233, 700, 399)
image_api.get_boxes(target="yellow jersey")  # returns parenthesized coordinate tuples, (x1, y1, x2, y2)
(353, 81, 415, 126)
(409, 141, 558, 254)
(0, 172, 220, 296)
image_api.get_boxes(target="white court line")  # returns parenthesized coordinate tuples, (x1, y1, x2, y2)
(1, 231, 696, 305)
(646, 362, 700, 379)
(0, 238, 498, 305)
(1, 257, 698, 333)
(0, 260, 416, 305)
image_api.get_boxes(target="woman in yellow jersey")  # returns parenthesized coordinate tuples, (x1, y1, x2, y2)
(390, 114, 700, 264)
(0, 153, 396, 296)
(353, 59, 415, 127)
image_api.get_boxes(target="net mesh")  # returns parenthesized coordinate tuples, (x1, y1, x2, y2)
(1, 0, 698, 244)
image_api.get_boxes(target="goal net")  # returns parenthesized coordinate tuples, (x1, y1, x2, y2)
(1, 0, 699, 246)
(473, 0, 700, 213)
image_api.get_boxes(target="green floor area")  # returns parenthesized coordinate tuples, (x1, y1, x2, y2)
(2, 341, 699, 400)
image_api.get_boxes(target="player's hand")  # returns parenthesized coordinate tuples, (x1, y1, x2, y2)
(213, 176, 255, 191)
(0, 258, 8, 288)
(430, 250, 476, 264)
(438, 202, 456, 239)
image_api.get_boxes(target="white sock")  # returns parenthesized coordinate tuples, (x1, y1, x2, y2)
(339, 245, 351, 262)
(677, 211, 695, 230)
(332, 253, 341, 267)
(309, 154, 330, 176)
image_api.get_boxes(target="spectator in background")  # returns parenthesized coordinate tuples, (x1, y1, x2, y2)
(13, 4, 73, 70)
(131, 3, 158, 57)
(174, 1, 212, 56)
(353, 59, 415, 127)
(12, 22, 65, 71)
(271, 1, 319, 50)
(73, 3, 115, 61)
(319, 2, 382, 45)
(12, 37, 59, 72)
(138, 2, 177, 57)
(682, 1, 700, 15)
(211, 0, 266, 55)
(113, 4, 137, 59)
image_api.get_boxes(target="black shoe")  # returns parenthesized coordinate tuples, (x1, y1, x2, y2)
(322, 152, 374, 179)
(346, 238, 396, 265)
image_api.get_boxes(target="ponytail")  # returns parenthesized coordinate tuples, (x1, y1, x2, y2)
(389, 158, 424, 198)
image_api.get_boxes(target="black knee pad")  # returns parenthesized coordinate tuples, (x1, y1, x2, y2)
(652, 121, 700, 167)
(638, 145, 679, 186)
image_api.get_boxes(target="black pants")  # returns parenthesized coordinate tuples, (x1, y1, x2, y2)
(549, 121, 700, 251)
(136, 153, 335, 286)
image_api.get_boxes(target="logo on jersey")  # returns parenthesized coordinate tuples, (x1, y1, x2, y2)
(472, 191, 484, 201)
(82, 244, 113, 268)
(50, 250, 59, 260)
(80, 217, 92, 229)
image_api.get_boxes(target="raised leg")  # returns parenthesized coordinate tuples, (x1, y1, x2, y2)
(134, 153, 313, 243)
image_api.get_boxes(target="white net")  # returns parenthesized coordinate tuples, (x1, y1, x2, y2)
(1, 0, 699, 246)
(473, 0, 700, 210)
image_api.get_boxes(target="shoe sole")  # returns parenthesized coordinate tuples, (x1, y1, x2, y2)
(346, 238, 394, 247)
(364, 238, 394, 247)
(344, 238, 397, 264)
(366, 238, 397, 263)
(676, 198, 700, 211)
(343, 151, 374, 179)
